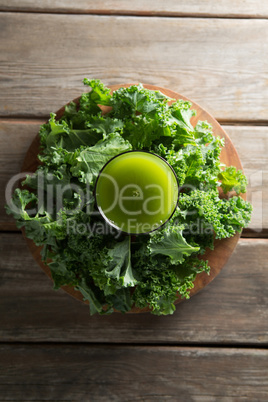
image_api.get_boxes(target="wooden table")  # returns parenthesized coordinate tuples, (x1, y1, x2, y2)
(0, 1, 267, 400)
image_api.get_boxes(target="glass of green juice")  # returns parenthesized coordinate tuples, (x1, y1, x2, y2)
(95, 151, 179, 234)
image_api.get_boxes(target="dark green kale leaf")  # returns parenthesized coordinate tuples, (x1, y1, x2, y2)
(105, 288, 132, 314)
(109, 85, 176, 148)
(70, 133, 132, 184)
(76, 278, 113, 315)
(148, 223, 200, 264)
(40, 113, 103, 152)
(49, 260, 78, 290)
(132, 237, 210, 315)
(123, 115, 163, 149)
(85, 115, 124, 138)
(103, 236, 137, 288)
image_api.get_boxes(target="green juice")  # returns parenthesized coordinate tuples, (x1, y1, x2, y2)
(95, 151, 178, 234)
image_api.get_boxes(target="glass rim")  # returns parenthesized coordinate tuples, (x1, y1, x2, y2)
(94, 150, 179, 235)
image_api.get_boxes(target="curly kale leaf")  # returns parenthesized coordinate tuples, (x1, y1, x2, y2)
(109, 84, 171, 119)
(123, 115, 163, 149)
(105, 288, 132, 314)
(164, 125, 223, 188)
(108, 84, 185, 149)
(103, 236, 137, 288)
(40, 113, 103, 152)
(76, 278, 114, 315)
(132, 239, 210, 315)
(64, 232, 135, 312)
(5, 188, 37, 223)
(178, 189, 252, 240)
(148, 224, 200, 264)
(82, 78, 112, 107)
(218, 166, 248, 194)
(85, 115, 124, 138)
(70, 133, 132, 184)
(169, 99, 197, 145)
(133, 270, 178, 315)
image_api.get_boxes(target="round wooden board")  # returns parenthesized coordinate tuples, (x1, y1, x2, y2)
(22, 84, 245, 314)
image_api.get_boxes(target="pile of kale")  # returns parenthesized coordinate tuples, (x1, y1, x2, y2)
(6, 79, 252, 315)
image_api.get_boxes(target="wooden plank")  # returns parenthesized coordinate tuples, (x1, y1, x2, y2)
(0, 344, 267, 400)
(0, 13, 267, 121)
(0, 120, 43, 230)
(1, 122, 267, 231)
(0, 233, 267, 343)
(1, 0, 268, 18)
(225, 125, 268, 234)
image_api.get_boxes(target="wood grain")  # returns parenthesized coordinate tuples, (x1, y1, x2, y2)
(2, 121, 267, 231)
(1, 233, 267, 343)
(0, 344, 267, 400)
(226, 125, 268, 234)
(0, 13, 268, 121)
(0, 9, 267, 401)
(1, 0, 268, 18)
(19, 84, 244, 312)
(0, 119, 44, 230)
